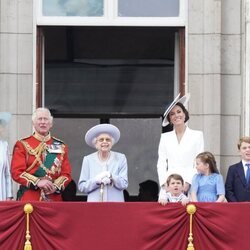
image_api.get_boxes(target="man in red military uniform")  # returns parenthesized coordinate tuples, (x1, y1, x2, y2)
(11, 107, 72, 201)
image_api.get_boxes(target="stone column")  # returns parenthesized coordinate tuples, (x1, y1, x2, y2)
(244, 0, 250, 135)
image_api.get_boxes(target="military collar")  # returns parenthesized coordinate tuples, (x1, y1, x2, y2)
(33, 132, 51, 142)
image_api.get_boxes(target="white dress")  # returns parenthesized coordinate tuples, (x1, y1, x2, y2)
(0, 140, 13, 200)
(157, 127, 204, 186)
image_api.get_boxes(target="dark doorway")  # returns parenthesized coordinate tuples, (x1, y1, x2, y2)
(43, 26, 177, 118)
(39, 26, 183, 195)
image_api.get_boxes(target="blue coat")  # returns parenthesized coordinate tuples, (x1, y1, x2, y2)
(225, 161, 250, 202)
(78, 151, 128, 202)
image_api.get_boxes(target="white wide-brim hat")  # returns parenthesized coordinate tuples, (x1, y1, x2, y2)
(0, 112, 11, 126)
(85, 123, 120, 148)
(162, 93, 190, 127)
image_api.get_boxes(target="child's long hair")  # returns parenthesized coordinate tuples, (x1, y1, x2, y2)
(196, 151, 219, 174)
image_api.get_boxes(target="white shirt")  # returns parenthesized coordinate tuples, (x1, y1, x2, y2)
(159, 189, 188, 203)
(242, 160, 250, 177)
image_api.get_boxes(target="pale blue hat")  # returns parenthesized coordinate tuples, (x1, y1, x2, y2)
(0, 112, 11, 126)
(85, 124, 120, 148)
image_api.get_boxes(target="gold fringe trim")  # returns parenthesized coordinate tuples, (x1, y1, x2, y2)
(20, 172, 40, 187)
(20, 140, 47, 172)
(54, 176, 68, 190)
(24, 203, 33, 250)
(186, 204, 196, 250)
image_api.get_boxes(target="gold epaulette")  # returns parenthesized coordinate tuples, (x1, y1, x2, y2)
(52, 136, 65, 144)
(19, 135, 32, 142)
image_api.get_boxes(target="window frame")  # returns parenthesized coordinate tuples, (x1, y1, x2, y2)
(35, 0, 186, 27)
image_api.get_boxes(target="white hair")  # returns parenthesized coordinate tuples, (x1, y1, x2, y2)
(32, 107, 53, 123)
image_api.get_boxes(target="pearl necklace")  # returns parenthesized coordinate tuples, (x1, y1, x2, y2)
(98, 151, 111, 162)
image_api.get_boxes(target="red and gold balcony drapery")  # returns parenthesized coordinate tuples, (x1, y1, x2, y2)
(0, 201, 249, 250)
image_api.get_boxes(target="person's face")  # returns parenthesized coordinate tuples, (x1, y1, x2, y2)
(168, 105, 185, 126)
(239, 142, 250, 161)
(195, 158, 208, 174)
(95, 133, 113, 152)
(33, 110, 52, 136)
(167, 178, 183, 196)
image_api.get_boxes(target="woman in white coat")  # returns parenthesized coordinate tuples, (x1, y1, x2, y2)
(78, 123, 128, 202)
(0, 112, 13, 200)
(157, 94, 204, 196)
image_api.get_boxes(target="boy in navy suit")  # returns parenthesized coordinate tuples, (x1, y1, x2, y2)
(225, 136, 250, 202)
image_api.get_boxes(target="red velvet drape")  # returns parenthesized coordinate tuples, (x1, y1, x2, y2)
(0, 201, 249, 250)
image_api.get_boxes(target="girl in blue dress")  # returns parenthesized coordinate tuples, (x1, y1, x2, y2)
(191, 151, 225, 202)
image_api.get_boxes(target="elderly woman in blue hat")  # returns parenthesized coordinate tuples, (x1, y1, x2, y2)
(157, 93, 204, 200)
(0, 112, 13, 200)
(78, 124, 128, 202)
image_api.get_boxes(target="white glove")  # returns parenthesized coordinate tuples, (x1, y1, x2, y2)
(95, 171, 111, 184)
(101, 176, 111, 185)
(102, 171, 111, 178)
